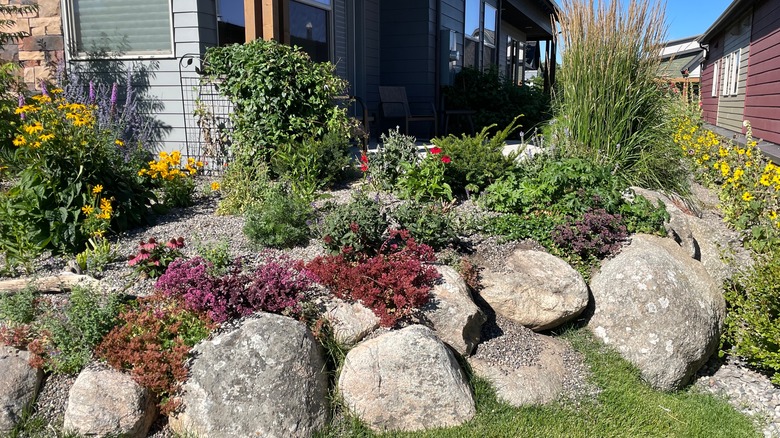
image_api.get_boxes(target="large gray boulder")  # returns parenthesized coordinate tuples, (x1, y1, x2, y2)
(63, 367, 157, 438)
(587, 234, 725, 390)
(170, 313, 329, 438)
(422, 265, 486, 356)
(479, 249, 589, 331)
(630, 186, 751, 285)
(0, 346, 43, 434)
(338, 325, 475, 432)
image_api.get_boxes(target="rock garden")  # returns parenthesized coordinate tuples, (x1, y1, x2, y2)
(1, 1, 779, 437)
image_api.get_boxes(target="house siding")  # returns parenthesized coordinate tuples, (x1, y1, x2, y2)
(700, 33, 722, 125)
(717, 11, 751, 133)
(64, 0, 218, 152)
(334, 0, 348, 79)
(744, 0, 780, 144)
(380, 0, 436, 104)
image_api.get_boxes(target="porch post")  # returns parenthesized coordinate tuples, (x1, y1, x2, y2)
(244, 0, 262, 41)
(244, 0, 284, 42)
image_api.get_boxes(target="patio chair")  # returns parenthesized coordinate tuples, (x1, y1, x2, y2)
(379, 86, 438, 138)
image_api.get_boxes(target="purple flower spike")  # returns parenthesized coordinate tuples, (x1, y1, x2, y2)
(88, 81, 95, 103)
(110, 82, 118, 107)
(40, 80, 48, 96)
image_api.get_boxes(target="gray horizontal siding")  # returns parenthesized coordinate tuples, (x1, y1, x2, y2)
(717, 11, 752, 133)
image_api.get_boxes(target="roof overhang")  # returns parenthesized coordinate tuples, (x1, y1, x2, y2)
(503, 0, 559, 40)
(698, 0, 758, 43)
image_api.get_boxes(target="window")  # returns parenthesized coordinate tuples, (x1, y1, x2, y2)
(464, 0, 480, 68)
(69, 0, 173, 56)
(721, 49, 741, 97)
(482, 4, 497, 69)
(463, 0, 498, 70)
(290, 0, 332, 63)
(711, 60, 719, 98)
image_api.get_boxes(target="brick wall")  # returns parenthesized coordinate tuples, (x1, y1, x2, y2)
(0, 0, 64, 89)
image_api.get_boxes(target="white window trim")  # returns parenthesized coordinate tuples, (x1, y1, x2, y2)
(62, 0, 175, 60)
(731, 49, 741, 96)
(711, 60, 719, 98)
(722, 54, 731, 96)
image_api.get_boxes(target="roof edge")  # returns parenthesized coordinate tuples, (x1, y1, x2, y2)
(698, 0, 756, 43)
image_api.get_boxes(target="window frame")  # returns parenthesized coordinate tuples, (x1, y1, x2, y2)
(721, 50, 741, 97)
(64, 0, 175, 60)
(711, 60, 719, 98)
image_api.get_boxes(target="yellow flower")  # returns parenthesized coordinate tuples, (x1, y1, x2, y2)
(719, 147, 728, 157)
(196, 161, 204, 167)
(12, 136, 26, 147)
(733, 168, 744, 181)
(721, 162, 731, 178)
(702, 154, 710, 161)
(742, 191, 753, 202)
(210, 181, 220, 191)
(760, 174, 771, 186)
(92, 184, 103, 195)
(24, 122, 43, 135)
(81, 205, 94, 216)
(30, 141, 41, 149)
(51, 88, 64, 94)
(39, 133, 54, 141)
(737, 148, 746, 156)
(769, 211, 778, 221)
(92, 230, 105, 238)
(99, 198, 112, 214)
(115, 139, 125, 147)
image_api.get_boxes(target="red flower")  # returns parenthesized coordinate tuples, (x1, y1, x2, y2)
(360, 163, 369, 172)
(360, 153, 369, 163)
(441, 155, 451, 164)
(429, 147, 442, 155)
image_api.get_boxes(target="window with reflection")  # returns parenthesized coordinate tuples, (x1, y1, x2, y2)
(290, 0, 331, 63)
(463, 0, 498, 70)
(464, 0, 480, 68)
(482, 3, 497, 68)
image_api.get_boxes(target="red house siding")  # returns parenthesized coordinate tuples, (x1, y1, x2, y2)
(700, 34, 724, 125)
(744, 0, 780, 144)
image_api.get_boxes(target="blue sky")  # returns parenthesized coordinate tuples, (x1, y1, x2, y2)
(665, 0, 733, 41)
(217, 1, 735, 42)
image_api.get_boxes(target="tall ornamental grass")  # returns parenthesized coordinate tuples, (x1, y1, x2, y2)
(554, 0, 688, 193)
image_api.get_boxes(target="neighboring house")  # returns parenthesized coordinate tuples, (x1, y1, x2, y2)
(2, 0, 557, 150)
(698, 0, 780, 162)
(658, 35, 703, 97)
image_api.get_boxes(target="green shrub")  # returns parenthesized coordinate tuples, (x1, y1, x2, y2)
(553, 0, 688, 194)
(271, 130, 350, 201)
(244, 185, 313, 248)
(318, 191, 389, 257)
(392, 201, 457, 250)
(33, 286, 121, 374)
(0, 63, 26, 168)
(0, 285, 36, 325)
(216, 161, 271, 215)
(75, 236, 118, 276)
(396, 146, 453, 202)
(203, 39, 350, 169)
(442, 67, 551, 134)
(369, 128, 419, 190)
(723, 251, 780, 384)
(432, 118, 520, 194)
(194, 238, 231, 276)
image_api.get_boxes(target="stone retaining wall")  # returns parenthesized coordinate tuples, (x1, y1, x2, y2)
(0, 0, 64, 90)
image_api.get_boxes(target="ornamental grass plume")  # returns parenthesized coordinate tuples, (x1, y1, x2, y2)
(553, 0, 688, 194)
